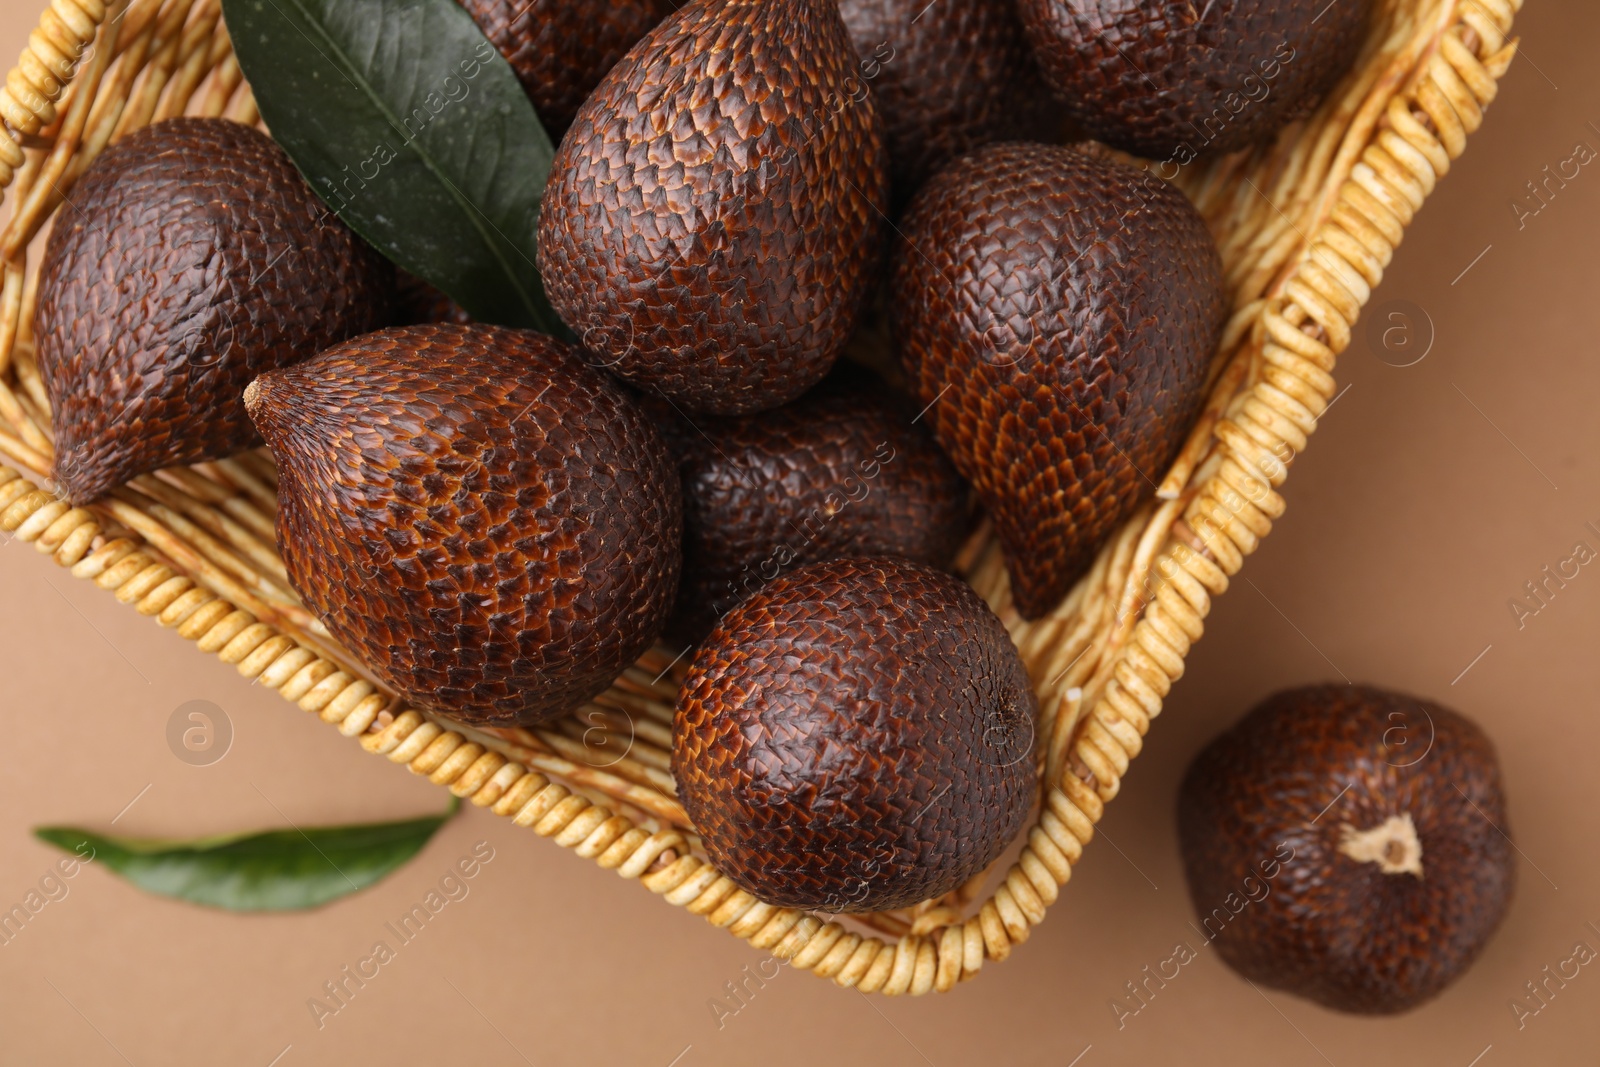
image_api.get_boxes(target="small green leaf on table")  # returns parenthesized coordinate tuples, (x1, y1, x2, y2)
(34, 798, 459, 911)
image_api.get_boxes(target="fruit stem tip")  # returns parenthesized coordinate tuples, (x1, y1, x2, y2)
(1338, 813, 1424, 878)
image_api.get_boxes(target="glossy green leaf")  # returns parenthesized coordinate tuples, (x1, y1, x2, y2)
(220, 0, 561, 331)
(34, 799, 458, 911)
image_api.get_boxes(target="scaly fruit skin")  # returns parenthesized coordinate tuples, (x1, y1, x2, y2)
(455, 0, 670, 137)
(674, 557, 1036, 912)
(667, 367, 970, 641)
(892, 142, 1224, 620)
(36, 118, 394, 505)
(838, 0, 1058, 202)
(1179, 685, 1514, 1014)
(537, 0, 891, 416)
(246, 324, 682, 728)
(394, 269, 472, 327)
(1016, 0, 1372, 159)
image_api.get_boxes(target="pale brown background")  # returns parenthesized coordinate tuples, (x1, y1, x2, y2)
(2, 1, 1597, 1064)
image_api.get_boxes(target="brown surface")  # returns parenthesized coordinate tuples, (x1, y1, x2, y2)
(2, 1, 1599, 1064)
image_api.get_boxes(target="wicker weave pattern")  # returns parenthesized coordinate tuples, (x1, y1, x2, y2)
(0, 0, 1520, 994)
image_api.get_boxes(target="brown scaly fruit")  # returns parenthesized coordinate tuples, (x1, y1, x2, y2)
(245, 324, 682, 728)
(892, 142, 1225, 619)
(1016, 0, 1373, 159)
(537, 0, 891, 416)
(36, 117, 394, 505)
(394, 269, 472, 327)
(456, 0, 671, 137)
(837, 0, 1059, 203)
(1179, 684, 1515, 1014)
(674, 557, 1035, 911)
(666, 366, 970, 642)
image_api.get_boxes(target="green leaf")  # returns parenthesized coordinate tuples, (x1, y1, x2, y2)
(221, 0, 562, 331)
(33, 798, 459, 912)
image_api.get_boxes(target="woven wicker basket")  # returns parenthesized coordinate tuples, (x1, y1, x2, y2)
(0, 0, 1520, 995)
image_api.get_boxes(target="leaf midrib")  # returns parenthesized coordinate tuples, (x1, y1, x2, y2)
(280, 0, 542, 325)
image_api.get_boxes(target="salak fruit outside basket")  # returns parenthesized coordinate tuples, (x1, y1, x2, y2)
(1179, 684, 1515, 1014)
